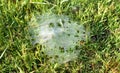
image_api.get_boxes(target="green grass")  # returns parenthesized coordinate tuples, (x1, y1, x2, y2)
(0, 0, 120, 73)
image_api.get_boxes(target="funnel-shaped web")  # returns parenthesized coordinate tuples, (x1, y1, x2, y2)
(29, 13, 86, 64)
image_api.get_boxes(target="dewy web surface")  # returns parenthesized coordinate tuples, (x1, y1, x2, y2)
(29, 13, 86, 64)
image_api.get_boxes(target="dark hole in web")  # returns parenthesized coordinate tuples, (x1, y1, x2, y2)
(54, 55, 59, 59)
(61, 20, 65, 24)
(77, 30, 79, 33)
(66, 48, 74, 53)
(59, 47, 65, 52)
(75, 45, 80, 50)
(67, 34, 70, 36)
(49, 23, 54, 27)
(83, 31, 86, 34)
(49, 56, 53, 59)
(57, 23, 62, 27)
(74, 34, 79, 37)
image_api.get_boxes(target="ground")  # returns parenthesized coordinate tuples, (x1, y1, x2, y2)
(0, 0, 120, 73)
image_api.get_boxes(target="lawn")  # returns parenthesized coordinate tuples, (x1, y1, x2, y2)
(0, 0, 120, 73)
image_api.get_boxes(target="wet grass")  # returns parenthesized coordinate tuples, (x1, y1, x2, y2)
(0, 0, 120, 73)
